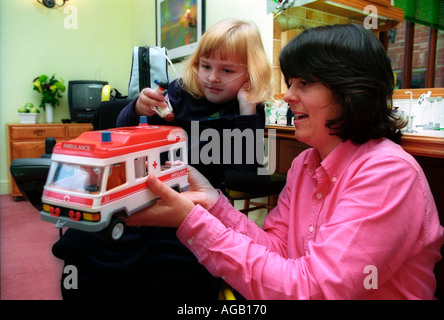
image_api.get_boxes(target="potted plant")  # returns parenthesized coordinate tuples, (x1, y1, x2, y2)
(32, 74, 66, 123)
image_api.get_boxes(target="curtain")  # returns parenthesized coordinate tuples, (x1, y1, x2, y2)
(394, 0, 444, 30)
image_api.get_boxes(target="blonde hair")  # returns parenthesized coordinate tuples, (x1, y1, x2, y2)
(181, 19, 272, 104)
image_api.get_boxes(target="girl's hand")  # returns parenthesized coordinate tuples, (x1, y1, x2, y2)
(134, 87, 168, 117)
(124, 167, 220, 228)
(237, 81, 256, 115)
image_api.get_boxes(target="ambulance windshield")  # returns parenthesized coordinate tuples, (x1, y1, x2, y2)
(48, 162, 103, 194)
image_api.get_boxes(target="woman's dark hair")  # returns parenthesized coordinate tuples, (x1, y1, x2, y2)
(279, 23, 406, 144)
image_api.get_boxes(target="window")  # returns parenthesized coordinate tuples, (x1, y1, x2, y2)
(160, 148, 184, 172)
(388, 1, 444, 88)
(106, 162, 126, 191)
(48, 162, 103, 194)
(435, 30, 444, 87)
(134, 156, 148, 179)
(172, 147, 183, 162)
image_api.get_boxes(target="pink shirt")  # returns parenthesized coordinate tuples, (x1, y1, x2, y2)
(177, 138, 443, 299)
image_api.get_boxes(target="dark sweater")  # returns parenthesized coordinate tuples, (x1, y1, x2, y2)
(117, 78, 268, 192)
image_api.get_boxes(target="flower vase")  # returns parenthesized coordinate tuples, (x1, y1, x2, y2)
(45, 103, 54, 123)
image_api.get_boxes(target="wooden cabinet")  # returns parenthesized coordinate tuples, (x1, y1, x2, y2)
(266, 124, 444, 173)
(7, 123, 93, 197)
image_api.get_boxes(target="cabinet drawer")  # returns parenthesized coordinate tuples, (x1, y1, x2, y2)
(9, 125, 65, 140)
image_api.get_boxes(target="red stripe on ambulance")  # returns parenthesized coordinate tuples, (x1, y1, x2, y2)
(100, 169, 188, 205)
(43, 189, 94, 207)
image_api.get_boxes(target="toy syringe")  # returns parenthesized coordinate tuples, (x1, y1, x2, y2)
(152, 80, 174, 122)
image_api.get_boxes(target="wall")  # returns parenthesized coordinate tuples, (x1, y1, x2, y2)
(0, 0, 272, 194)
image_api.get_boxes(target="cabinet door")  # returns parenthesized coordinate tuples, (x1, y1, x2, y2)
(11, 141, 46, 159)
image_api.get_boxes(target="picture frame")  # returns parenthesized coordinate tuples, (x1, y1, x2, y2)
(156, 0, 205, 62)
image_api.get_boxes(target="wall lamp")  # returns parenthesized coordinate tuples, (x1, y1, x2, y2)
(36, 0, 69, 9)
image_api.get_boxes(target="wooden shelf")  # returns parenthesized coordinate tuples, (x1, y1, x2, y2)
(393, 88, 444, 100)
(401, 134, 444, 159)
(265, 124, 444, 159)
(302, 0, 404, 31)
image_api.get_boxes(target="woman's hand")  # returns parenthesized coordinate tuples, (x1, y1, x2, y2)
(124, 166, 220, 228)
(237, 81, 256, 115)
(124, 173, 195, 228)
(134, 87, 168, 117)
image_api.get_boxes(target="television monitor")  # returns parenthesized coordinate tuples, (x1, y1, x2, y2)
(68, 80, 108, 123)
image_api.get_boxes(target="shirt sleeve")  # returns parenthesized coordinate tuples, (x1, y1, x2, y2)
(176, 161, 322, 300)
(176, 201, 320, 299)
(116, 99, 140, 127)
(116, 79, 183, 128)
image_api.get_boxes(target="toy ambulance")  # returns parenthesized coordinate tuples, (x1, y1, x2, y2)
(40, 117, 189, 242)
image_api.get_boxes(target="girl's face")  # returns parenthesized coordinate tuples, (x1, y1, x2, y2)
(197, 54, 249, 104)
(284, 78, 343, 160)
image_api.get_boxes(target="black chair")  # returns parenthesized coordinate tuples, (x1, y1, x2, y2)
(92, 99, 132, 130)
(9, 137, 56, 211)
(224, 168, 286, 214)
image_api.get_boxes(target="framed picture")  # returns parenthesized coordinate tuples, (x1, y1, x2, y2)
(156, 0, 205, 62)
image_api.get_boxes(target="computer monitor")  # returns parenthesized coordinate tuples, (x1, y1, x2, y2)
(68, 80, 108, 123)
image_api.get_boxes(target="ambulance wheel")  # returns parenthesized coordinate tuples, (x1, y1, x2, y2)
(102, 217, 126, 242)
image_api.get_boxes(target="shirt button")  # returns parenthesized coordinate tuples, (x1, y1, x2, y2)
(309, 225, 314, 233)
(187, 238, 194, 246)
(316, 193, 322, 199)
(332, 177, 337, 183)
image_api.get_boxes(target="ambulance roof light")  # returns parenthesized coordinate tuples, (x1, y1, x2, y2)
(139, 116, 148, 126)
(102, 131, 111, 143)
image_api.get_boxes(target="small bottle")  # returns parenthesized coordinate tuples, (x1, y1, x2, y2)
(152, 80, 175, 122)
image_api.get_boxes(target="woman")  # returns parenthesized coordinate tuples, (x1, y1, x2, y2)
(125, 24, 443, 299)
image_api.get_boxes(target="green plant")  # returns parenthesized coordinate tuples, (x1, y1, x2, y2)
(32, 74, 66, 110)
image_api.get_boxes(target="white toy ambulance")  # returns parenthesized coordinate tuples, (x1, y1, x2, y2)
(40, 117, 189, 241)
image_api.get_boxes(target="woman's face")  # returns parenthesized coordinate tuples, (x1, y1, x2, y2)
(284, 78, 343, 159)
(197, 53, 249, 104)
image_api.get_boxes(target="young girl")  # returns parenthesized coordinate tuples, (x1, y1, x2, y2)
(116, 18, 272, 191)
(125, 24, 443, 300)
(53, 19, 272, 300)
